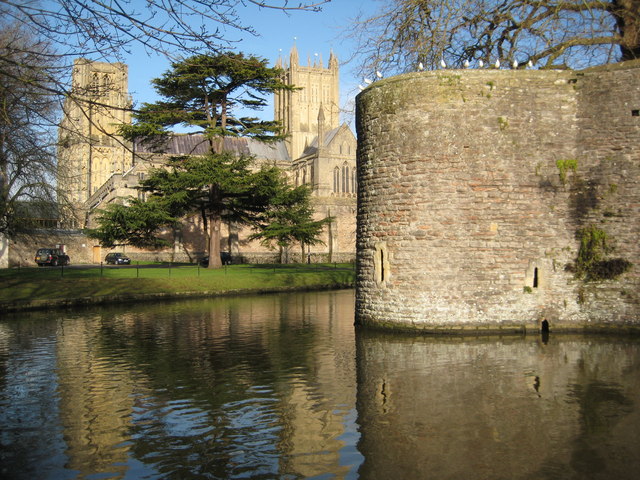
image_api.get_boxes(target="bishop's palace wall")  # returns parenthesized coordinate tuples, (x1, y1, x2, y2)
(355, 60, 640, 333)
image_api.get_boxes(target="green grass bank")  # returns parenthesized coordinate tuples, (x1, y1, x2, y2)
(0, 263, 356, 313)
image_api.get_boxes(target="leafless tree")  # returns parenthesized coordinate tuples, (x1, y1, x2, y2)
(1, 0, 330, 111)
(0, 0, 329, 233)
(0, 22, 65, 234)
(2, 0, 329, 62)
(347, 0, 640, 76)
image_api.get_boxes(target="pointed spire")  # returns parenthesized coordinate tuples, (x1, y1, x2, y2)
(317, 104, 326, 150)
(290, 42, 299, 67)
(329, 49, 339, 70)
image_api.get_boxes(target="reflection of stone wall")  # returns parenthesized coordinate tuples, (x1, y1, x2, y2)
(355, 331, 640, 479)
(55, 316, 137, 478)
(355, 61, 640, 330)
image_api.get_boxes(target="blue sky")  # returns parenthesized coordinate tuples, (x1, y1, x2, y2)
(124, 1, 375, 126)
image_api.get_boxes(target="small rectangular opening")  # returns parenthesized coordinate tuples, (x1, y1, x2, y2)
(632, 110, 639, 117)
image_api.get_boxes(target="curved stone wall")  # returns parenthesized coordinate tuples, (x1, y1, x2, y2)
(355, 62, 640, 332)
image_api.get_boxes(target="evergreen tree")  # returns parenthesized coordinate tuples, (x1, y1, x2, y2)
(92, 52, 325, 268)
(119, 52, 293, 151)
(86, 199, 177, 249)
(250, 184, 332, 263)
(139, 153, 288, 268)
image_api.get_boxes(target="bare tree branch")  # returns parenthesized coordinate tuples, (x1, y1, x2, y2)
(0, 0, 330, 233)
(346, 0, 639, 77)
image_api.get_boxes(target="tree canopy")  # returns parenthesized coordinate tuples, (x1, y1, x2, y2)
(250, 183, 331, 263)
(349, 0, 640, 75)
(0, 0, 328, 237)
(86, 199, 178, 249)
(90, 52, 326, 268)
(119, 52, 294, 149)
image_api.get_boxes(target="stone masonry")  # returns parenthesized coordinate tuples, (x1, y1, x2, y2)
(355, 60, 640, 333)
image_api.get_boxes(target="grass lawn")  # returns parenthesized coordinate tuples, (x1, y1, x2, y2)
(0, 263, 355, 308)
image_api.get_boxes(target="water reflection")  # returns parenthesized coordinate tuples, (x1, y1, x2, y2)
(1, 291, 640, 479)
(355, 329, 640, 480)
(1, 291, 359, 480)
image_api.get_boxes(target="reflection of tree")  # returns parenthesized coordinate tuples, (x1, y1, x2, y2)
(568, 380, 633, 476)
(90, 293, 352, 478)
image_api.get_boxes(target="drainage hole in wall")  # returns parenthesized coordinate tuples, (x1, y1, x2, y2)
(541, 318, 550, 333)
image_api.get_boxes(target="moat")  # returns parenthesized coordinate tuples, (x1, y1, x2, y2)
(1, 290, 639, 479)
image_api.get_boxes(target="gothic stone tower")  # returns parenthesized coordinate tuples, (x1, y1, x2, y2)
(274, 45, 340, 160)
(58, 59, 132, 208)
(275, 46, 357, 262)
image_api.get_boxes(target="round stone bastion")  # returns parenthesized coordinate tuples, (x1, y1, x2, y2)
(354, 64, 640, 335)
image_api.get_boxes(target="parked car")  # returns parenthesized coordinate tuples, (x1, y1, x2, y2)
(105, 252, 131, 265)
(35, 248, 70, 267)
(199, 252, 232, 267)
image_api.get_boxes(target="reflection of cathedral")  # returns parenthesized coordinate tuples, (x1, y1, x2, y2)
(57, 48, 356, 263)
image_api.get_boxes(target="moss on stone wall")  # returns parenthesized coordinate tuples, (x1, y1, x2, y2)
(556, 158, 578, 185)
(572, 225, 632, 281)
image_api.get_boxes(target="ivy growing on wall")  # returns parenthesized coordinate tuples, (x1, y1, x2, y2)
(572, 224, 632, 281)
(556, 158, 578, 185)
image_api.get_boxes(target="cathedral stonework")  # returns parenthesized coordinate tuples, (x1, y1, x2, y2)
(53, 51, 356, 264)
(58, 59, 132, 208)
(275, 45, 340, 160)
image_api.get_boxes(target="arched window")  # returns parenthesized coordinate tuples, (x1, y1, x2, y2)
(352, 168, 357, 194)
(90, 73, 100, 94)
(333, 167, 340, 193)
(102, 74, 111, 93)
(342, 163, 350, 193)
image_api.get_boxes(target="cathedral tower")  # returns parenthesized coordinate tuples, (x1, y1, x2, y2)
(58, 59, 132, 206)
(274, 46, 340, 160)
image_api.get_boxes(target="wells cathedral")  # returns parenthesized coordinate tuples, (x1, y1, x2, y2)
(53, 47, 356, 265)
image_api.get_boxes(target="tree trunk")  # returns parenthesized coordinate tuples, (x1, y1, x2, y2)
(613, 0, 640, 60)
(208, 213, 223, 268)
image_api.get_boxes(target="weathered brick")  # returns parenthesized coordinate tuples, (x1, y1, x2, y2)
(355, 61, 640, 332)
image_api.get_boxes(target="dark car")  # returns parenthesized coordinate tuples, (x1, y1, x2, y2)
(35, 248, 70, 267)
(199, 252, 232, 267)
(105, 252, 131, 265)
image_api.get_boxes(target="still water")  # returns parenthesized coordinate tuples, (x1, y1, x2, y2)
(1, 290, 639, 480)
